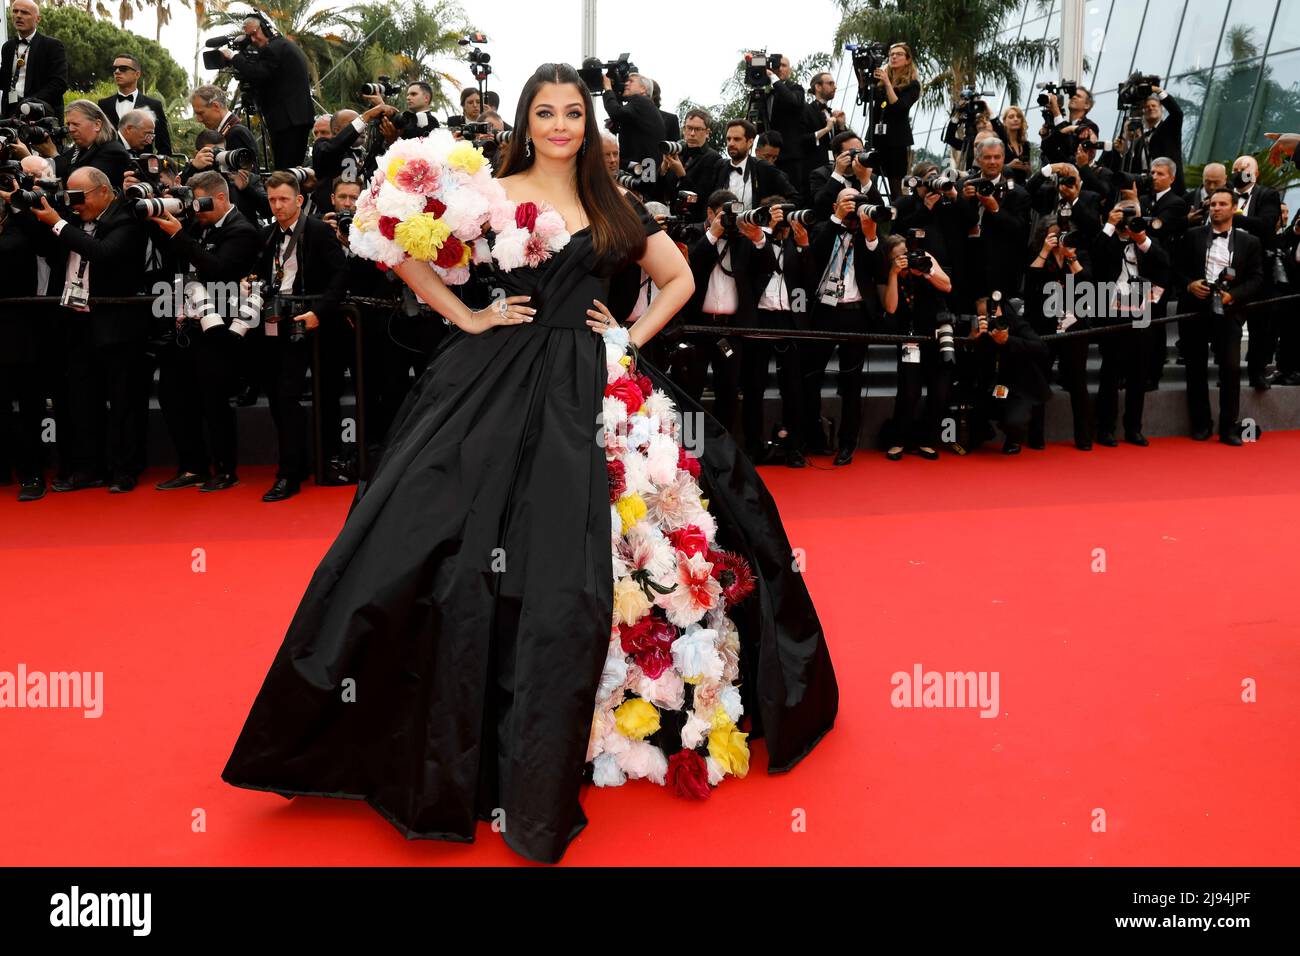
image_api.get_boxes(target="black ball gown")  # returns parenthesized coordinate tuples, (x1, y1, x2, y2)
(221, 196, 839, 864)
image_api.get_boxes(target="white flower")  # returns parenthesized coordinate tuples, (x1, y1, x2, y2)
(706, 756, 726, 785)
(491, 225, 530, 271)
(596, 645, 629, 702)
(441, 186, 491, 241)
(627, 416, 652, 451)
(375, 179, 427, 219)
(602, 325, 630, 352)
(644, 390, 676, 424)
(348, 227, 406, 268)
(616, 740, 668, 783)
(471, 237, 492, 264)
(620, 449, 654, 497)
(635, 669, 685, 710)
(592, 752, 626, 787)
(645, 433, 680, 486)
(681, 711, 712, 749)
(670, 624, 724, 681)
(719, 685, 743, 723)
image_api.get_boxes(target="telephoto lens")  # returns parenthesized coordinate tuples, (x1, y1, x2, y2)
(232, 279, 264, 337)
(935, 311, 957, 365)
(661, 140, 686, 157)
(857, 200, 896, 223)
(183, 281, 226, 334)
(214, 147, 257, 173)
(493, 129, 512, 144)
(134, 196, 184, 218)
(396, 110, 439, 133)
(736, 206, 772, 227)
(125, 181, 156, 200)
(786, 208, 816, 225)
(286, 166, 315, 186)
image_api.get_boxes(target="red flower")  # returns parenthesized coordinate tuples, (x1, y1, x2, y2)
(378, 216, 399, 240)
(636, 373, 653, 397)
(424, 196, 447, 217)
(707, 549, 756, 606)
(634, 644, 674, 680)
(667, 525, 708, 559)
(434, 235, 464, 269)
(619, 615, 674, 656)
(678, 446, 701, 479)
(514, 200, 539, 232)
(667, 749, 711, 799)
(607, 458, 626, 503)
(605, 377, 643, 416)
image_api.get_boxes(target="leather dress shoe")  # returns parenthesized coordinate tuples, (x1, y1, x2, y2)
(200, 473, 240, 492)
(1219, 433, 1243, 446)
(18, 480, 46, 502)
(262, 478, 301, 502)
(1124, 432, 1149, 447)
(109, 476, 137, 493)
(155, 471, 206, 490)
(1249, 376, 1271, 391)
(51, 475, 106, 493)
(833, 448, 854, 466)
(1002, 441, 1021, 455)
(1189, 427, 1212, 441)
(885, 447, 904, 461)
(1096, 432, 1118, 447)
(1075, 439, 1093, 451)
(785, 448, 807, 468)
(913, 446, 940, 460)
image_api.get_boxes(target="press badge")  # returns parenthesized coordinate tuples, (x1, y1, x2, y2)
(992, 384, 1009, 399)
(61, 274, 90, 312)
(902, 343, 921, 364)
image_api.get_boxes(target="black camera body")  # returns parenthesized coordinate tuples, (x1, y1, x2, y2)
(202, 31, 252, 71)
(743, 50, 781, 89)
(845, 41, 889, 106)
(360, 76, 400, 98)
(580, 53, 635, 97)
(716, 199, 745, 234)
(1118, 72, 1161, 110)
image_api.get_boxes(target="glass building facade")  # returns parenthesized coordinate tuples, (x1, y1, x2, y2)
(842, 0, 1300, 205)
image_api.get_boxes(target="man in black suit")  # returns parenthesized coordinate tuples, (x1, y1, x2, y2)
(762, 55, 814, 207)
(188, 84, 260, 159)
(29, 166, 150, 492)
(805, 71, 847, 171)
(1134, 86, 1185, 193)
(1271, 205, 1300, 385)
(253, 170, 348, 501)
(700, 119, 797, 213)
(801, 188, 887, 465)
(807, 131, 884, 220)
(659, 109, 721, 223)
(97, 53, 172, 157)
(308, 103, 394, 213)
(601, 71, 666, 197)
(1137, 156, 1189, 388)
(955, 137, 1031, 309)
(1176, 188, 1265, 445)
(1228, 154, 1284, 388)
(649, 80, 680, 141)
(0, 0, 67, 118)
(969, 295, 1051, 452)
(49, 100, 133, 190)
(220, 15, 314, 171)
(146, 171, 261, 492)
(1024, 161, 1105, 240)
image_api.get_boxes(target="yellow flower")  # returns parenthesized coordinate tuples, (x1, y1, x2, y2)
(615, 493, 647, 534)
(393, 215, 451, 260)
(614, 698, 661, 740)
(708, 723, 750, 777)
(456, 239, 472, 267)
(612, 576, 652, 626)
(385, 157, 407, 181)
(447, 141, 485, 174)
(619, 355, 632, 367)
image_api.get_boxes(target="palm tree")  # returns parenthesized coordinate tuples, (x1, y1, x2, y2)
(333, 2, 469, 114)
(206, 0, 350, 100)
(832, 0, 1058, 109)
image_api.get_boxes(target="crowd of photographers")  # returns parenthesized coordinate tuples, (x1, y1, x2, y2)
(1, 1, 1298, 503)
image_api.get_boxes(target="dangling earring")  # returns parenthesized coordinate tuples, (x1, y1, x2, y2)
(525, 134, 533, 159)
(579, 139, 587, 157)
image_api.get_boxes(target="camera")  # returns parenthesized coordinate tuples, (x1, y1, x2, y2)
(1059, 229, 1085, 250)
(852, 195, 895, 222)
(935, 309, 957, 364)
(662, 140, 686, 157)
(844, 147, 883, 171)
(133, 196, 215, 219)
(965, 174, 1005, 198)
(335, 211, 355, 238)
(716, 199, 745, 233)
(954, 85, 993, 123)
(451, 120, 490, 139)
(580, 53, 635, 97)
(904, 227, 933, 273)
(285, 166, 315, 187)
(1209, 266, 1236, 314)
(213, 147, 257, 174)
(360, 76, 400, 98)
(459, 32, 492, 84)
(669, 190, 698, 220)
(394, 110, 440, 134)
(743, 50, 782, 88)
(1037, 80, 1078, 109)
(1117, 72, 1161, 110)
(201, 30, 253, 71)
(845, 40, 889, 106)
(1119, 211, 1149, 234)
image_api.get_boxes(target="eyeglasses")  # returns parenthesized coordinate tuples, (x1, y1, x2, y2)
(112, 65, 137, 73)
(684, 126, 708, 133)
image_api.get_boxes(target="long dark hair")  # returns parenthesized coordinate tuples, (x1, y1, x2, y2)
(496, 62, 646, 265)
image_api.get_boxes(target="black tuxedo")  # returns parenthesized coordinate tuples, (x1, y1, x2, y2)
(808, 163, 883, 220)
(254, 213, 349, 480)
(0, 31, 67, 117)
(1232, 185, 1283, 243)
(309, 121, 368, 212)
(659, 109, 680, 141)
(1140, 95, 1185, 193)
(38, 199, 150, 482)
(972, 308, 1051, 446)
(602, 91, 665, 188)
(98, 90, 173, 157)
(703, 154, 797, 209)
(1176, 225, 1265, 436)
(54, 139, 133, 191)
(955, 176, 1031, 304)
(766, 78, 814, 200)
(805, 99, 844, 166)
(667, 145, 722, 221)
(229, 36, 314, 168)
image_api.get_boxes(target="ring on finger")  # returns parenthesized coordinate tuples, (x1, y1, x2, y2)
(497, 300, 508, 315)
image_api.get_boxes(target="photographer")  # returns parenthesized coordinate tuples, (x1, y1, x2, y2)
(397, 81, 441, 140)
(0, 0, 67, 119)
(701, 119, 796, 212)
(1176, 187, 1265, 445)
(880, 230, 954, 461)
(1024, 217, 1094, 450)
(745, 196, 821, 467)
(1132, 86, 1185, 193)
(1072, 126, 1118, 207)
(252, 170, 348, 501)
(9, 100, 131, 189)
(660, 109, 720, 222)
(601, 71, 666, 197)
(807, 131, 882, 220)
(146, 170, 260, 491)
(1039, 85, 1102, 166)
(1269, 205, 1300, 386)
(1024, 161, 1105, 241)
(1184, 162, 1227, 228)
(1000, 106, 1033, 181)
(1229, 154, 1284, 389)
(806, 71, 847, 169)
(185, 128, 269, 223)
(98, 54, 172, 157)
(309, 103, 394, 213)
(968, 293, 1050, 454)
(1091, 198, 1172, 446)
(761, 54, 814, 205)
(894, 163, 962, 271)
(801, 187, 888, 465)
(219, 14, 314, 170)
(26, 166, 149, 492)
(0, 190, 46, 499)
(677, 188, 767, 442)
(316, 176, 366, 484)
(116, 108, 157, 156)
(445, 87, 482, 130)
(869, 43, 921, 198)
(755, 130, 783, 166)
(955, 137, 1031, 309)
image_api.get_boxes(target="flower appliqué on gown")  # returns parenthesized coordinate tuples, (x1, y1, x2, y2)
(591, 324, 757, 798)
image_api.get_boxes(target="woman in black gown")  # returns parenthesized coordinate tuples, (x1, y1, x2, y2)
(221, 63, 839, 865)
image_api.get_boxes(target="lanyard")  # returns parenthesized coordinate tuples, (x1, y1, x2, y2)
(272, 218, 302, 289)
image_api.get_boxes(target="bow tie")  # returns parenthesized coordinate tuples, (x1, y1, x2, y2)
(1213, 230, 1230, 239)
(730, 164, 745, 175)
(117, 94, 134, 102)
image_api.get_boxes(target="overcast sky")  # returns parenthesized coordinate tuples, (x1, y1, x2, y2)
(124, 0, 849, 121)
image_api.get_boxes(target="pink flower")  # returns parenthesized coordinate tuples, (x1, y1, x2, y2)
(394, 158, 441, 195)
(533, 208, 565, 240)
(522, 230, 549, 268)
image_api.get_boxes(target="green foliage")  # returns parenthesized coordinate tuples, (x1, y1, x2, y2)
(31, 5, 189, 102)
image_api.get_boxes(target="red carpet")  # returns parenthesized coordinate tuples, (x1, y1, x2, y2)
(2, 434, 1298, 867)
